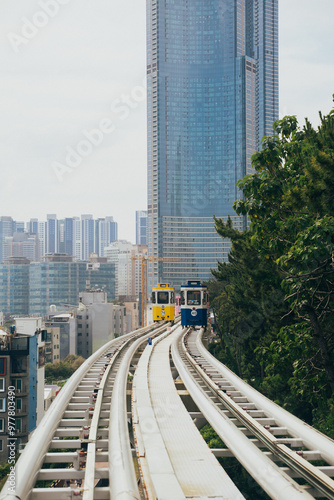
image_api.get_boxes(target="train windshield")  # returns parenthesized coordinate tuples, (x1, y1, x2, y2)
(157, 291, 169, 304)
(151, 292, 156, 304)
(170, 291, 175, 304)
(187, 290, 201, 305)
(180, 291, 185, 305)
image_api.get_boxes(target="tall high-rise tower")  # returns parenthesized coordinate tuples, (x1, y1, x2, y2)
(136, 210, 148, 245)
(147, 0, 278, 287)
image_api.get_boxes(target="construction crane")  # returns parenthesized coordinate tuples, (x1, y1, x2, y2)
(131, 255, 179, 327)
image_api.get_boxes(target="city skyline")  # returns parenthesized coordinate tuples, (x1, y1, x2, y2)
(0, 213, 120, 262)
(1, 0, 334, 242)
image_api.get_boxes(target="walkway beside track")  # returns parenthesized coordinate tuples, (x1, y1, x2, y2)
(132, 326, 244, 499)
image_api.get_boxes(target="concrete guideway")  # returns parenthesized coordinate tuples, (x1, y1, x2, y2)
(132, 324, 244, 499)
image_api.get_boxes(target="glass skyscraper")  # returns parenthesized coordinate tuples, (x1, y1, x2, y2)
(147, 0, 278, 287)
(136, 210, 148, 245)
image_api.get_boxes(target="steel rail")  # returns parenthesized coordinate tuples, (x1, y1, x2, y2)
(81, 327, 158, 500)
(193, 330, 334, 498)
(0, 324, 159, 500)
(172, 329, 316, 500)
(82, 356, 113, 500)
(196, 330, 334, 465)
(108, 322, 172, 500)
(185, 330, 334, 498)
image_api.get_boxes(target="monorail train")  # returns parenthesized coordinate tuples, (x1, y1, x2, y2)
(180, 280, 208, 328)
(151, 283, 175, 323)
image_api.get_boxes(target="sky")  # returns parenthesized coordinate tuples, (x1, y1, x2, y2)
(0, 0, 333, 242)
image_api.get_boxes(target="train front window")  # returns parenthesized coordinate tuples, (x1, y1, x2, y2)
(157, 291, 169, 304)
(202, 291, 207, 305)
(170, 292, 175, 304)
(152, 292, 156, 304)
(180, 291, 185, 305)
(187, 291, 201, 305)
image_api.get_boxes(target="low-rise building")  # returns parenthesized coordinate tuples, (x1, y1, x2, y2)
(76, 287, 126, 358)
(0, 317, 45, 461)
(44, 326, 61, 363)
(44, 384, 61, 412)
(45, 314, 76, 360)
(121, 297, 140, 332)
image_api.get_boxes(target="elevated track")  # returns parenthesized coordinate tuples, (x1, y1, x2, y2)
(1, 323, 334, 499)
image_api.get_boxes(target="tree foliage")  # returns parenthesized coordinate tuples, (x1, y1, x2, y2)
(45, 354, 85, 384)
(209, 101, 334, 434)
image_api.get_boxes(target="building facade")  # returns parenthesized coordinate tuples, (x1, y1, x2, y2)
(4, 232, 40, 262)
(0, 254, 116, 318)
(0, 258, 30, 316)
(76, 288, 126, 358)
(44, 326, 61, 363)
(136, 210, 147, 245)
(45, 314, 76, 360)
(146, 0, 278, 286)
(104, 241, 147, 300)
(0, 217, 16, 264)
(29, 254, 116, 316)
(0, 318, 45, 461)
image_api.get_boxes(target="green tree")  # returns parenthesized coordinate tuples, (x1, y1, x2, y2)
(208, 216, 289, 384)
(45, 355, 85, 384)
(233, 107, 334, 396)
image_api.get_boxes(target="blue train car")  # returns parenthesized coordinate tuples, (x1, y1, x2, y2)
(180, 281, 208, 328)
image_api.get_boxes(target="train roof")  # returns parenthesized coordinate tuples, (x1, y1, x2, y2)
(152, 283, 174, 290)
(180, 280, 207, 289)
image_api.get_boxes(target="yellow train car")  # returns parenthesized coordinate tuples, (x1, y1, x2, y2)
(151, 283, 175, 323)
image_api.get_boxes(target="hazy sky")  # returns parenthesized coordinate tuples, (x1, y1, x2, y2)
(1, 0, 333, 241)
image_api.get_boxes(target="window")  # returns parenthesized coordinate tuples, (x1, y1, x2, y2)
(0, 359, 6, 376)
(180, 291, 185, 305)
(16, 399, 22, 411)
(157, 291, 169, 304)
(0, 379, 4, 392)
(0, 440, 3, 452)
(151, 292, 156, 304)
(0, 399, 6, 412)
(0, 419, 4, 432)
(16, 418, 22, 432)
(187, 291, 201, 305)
(15, 380, 22, 392)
